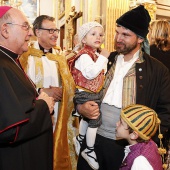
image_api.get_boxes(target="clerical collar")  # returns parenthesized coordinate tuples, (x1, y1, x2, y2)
(39, 43, 52, 53)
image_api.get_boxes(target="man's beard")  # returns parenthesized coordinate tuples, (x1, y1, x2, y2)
(114, 40, 138, 55)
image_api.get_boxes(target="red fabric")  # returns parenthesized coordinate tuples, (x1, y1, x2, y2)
(67, 45, 105, 93)
(0, 6, 12, 18)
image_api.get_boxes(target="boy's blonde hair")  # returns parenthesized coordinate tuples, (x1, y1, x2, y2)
(78, 21, 103, 42)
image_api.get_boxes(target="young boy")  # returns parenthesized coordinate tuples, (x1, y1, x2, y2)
(116, 104, 163, 170)
(68, 21, 110, 170)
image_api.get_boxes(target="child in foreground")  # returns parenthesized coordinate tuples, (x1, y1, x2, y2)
(116, 104, 163, 170)
(68, 21, 109, 170)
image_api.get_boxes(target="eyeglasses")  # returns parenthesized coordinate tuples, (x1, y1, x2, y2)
(39, 28, 60, 34)
(6, 23, 32, 31)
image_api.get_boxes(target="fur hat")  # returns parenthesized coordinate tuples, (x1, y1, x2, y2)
(116, 5, 151, 38)
(0, 6, 12, 18)
(121, 104, 160, 140)
(78, 21, 103, 42)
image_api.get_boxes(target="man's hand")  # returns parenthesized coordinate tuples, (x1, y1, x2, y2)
(38, 92, 55, 113)
(77, 101, 100, 119)
(41, 86, 63, 102)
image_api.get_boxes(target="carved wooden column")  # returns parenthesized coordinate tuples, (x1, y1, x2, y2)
(143, 2, 157, 20)
(105, 0, 129, 52)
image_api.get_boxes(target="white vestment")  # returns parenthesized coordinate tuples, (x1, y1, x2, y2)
(26, 41, 61, 131)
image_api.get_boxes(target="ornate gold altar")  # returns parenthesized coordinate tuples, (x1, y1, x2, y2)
(0, 0, 22, 7)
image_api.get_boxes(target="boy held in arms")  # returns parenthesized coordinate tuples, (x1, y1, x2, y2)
(116, 104, 163, 170)
(68, 21, 110, 170)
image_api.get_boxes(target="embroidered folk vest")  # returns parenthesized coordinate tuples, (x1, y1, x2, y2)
(102, 50, 144, 108)
(120, 140, 163, 170)
(68, 45, 105, 93)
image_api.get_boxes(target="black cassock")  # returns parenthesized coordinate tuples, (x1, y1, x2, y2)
(0, 46, 53, 170)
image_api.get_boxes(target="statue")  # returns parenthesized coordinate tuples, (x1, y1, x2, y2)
(66, 6, 82, 50)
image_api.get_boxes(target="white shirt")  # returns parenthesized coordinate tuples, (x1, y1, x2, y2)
(27, 41, 60, 131)
(102, 50, 139, 108)
(123, 145, 153, 170)
(75, 52, 108, 80)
